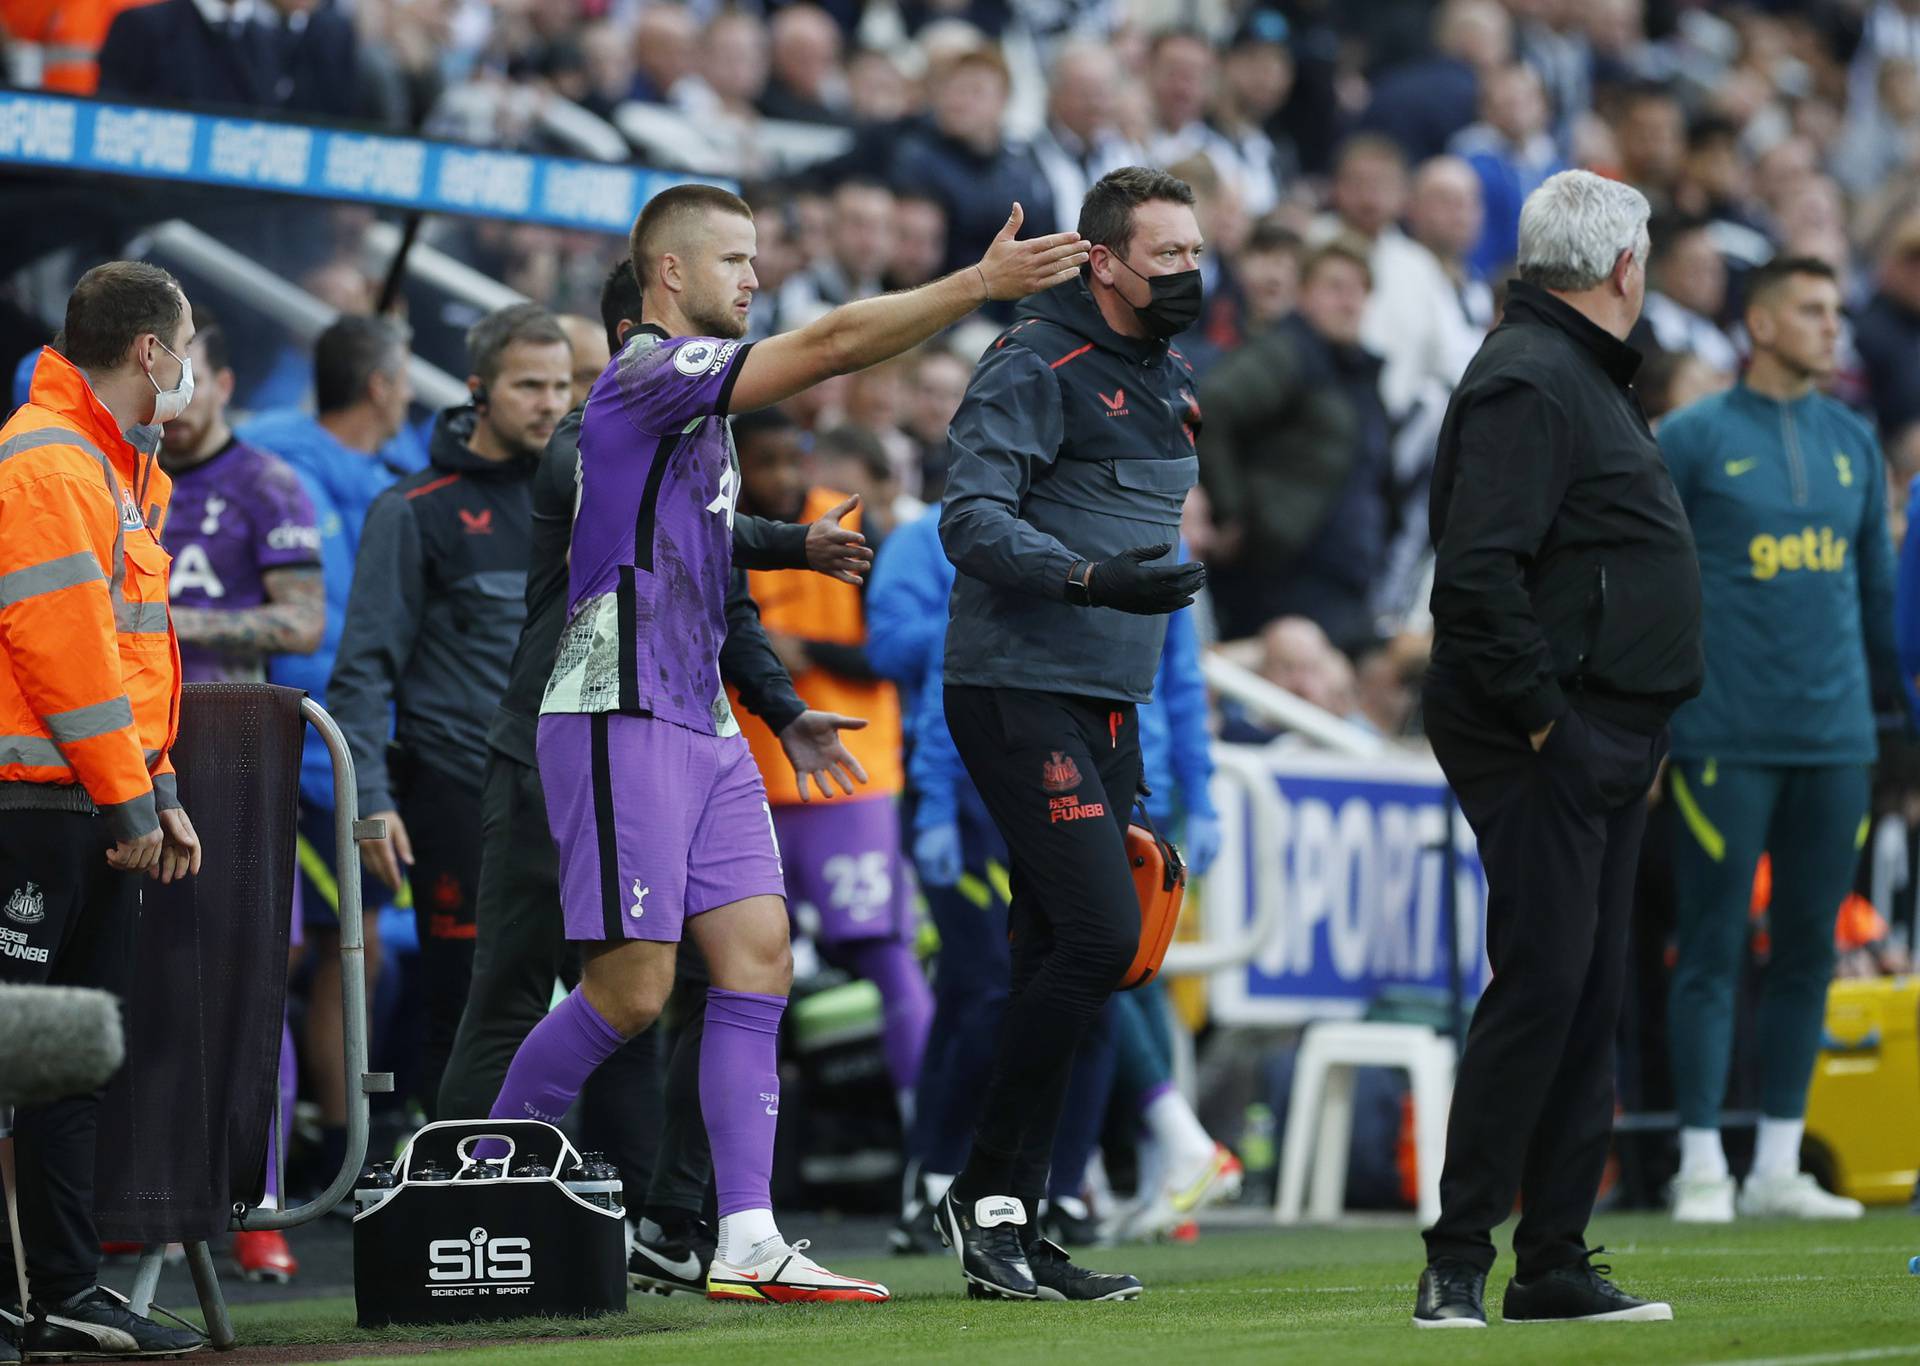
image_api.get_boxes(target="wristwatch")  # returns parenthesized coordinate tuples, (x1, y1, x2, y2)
(1064, 560, 1094, 607)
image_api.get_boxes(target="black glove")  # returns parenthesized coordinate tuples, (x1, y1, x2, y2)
(1071, 543, 1208, 615)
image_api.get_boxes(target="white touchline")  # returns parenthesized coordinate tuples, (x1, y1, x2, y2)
(1696, 1346, 1920, 1366)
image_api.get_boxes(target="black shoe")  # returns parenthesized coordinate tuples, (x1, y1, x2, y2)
(934, 1191, 1037, 1300)
(627, 1217, 716, 1298)
(1502, 1249, 1672, 1323)
(1, 1304, 20, 1365)
(24, 1287, 204, 1360)
(1038, 1196, 1103, 1248)
(889, 1168, 943, 1256)
(1412, 1259, 1488, 1329)
(1023, 1238, 1140, 1302)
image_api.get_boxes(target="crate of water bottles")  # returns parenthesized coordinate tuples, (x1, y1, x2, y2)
(352, 1118, 627, 1327)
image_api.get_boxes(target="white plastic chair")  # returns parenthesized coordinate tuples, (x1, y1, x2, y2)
(1274, 1021, 1456, 1227)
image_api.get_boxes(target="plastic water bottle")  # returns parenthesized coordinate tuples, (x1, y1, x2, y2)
(1907, 1255, 1919, 1275)
(565, 1151, 623, 1211)
(1241, 1104, 1277, 1205)
(457, 1159, 505, 1181)
(413, 1159, 452, 1183)
(354, 1160, 399, 1214)
(510, 1157, 553, 1179)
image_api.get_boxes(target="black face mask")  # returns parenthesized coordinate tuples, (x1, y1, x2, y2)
(1113, 255, 1203, 339)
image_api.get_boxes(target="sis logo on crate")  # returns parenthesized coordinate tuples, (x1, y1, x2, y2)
(426, 1227, 534, 1297)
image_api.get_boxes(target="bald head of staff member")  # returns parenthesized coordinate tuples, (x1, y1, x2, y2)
(1414, 170, 1703, 1329)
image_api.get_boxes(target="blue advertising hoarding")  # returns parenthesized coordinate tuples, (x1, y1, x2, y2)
(0, 92, 729, 232)
(1204, 746, 1490, 1025)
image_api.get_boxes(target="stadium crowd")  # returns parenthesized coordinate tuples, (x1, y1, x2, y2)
(5, 0, 1920, 1301)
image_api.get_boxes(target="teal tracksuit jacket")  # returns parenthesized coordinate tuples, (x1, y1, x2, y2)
(1657, 383, 1897, 765)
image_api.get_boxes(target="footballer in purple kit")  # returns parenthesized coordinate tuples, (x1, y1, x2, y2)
(487, 182, 1088, 1304)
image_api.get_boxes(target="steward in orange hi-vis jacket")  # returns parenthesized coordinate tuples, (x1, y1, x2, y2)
(0, 260, 205, 1359)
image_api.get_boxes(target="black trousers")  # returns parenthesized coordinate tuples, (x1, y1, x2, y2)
(944, 685, 1141, 1210)
(398, 759, 481, 1123)
(1421, 682, 1667, 1277)
(437, 752, 697, 1213)
(0, 808, 139, 1303)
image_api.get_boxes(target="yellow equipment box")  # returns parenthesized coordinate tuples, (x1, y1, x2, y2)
(1803, 976, 1919, 1205)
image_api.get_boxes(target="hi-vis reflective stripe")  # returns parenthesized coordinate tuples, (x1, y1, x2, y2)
(44, 696, 133, 743)
(0, 426, 106, 466)
(113, 600, 169, 633)
(0, 735, 64, 768)
(0, 551, 103, 608)
(1669, 767, 1725, 862)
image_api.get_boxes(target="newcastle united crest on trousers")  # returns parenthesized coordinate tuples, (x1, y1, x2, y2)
(4, 881, 45, 926)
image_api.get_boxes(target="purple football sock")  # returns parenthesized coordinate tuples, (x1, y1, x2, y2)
(841, 939, 933, 1093)
(701, 988, 788, 1218)
(489, 987, 627, 1131)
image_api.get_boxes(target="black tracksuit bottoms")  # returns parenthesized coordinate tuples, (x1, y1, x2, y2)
(0, 809, 138, 1304)
(1421, 680, 1667, 1277)
(944, 685, 1141, 1213)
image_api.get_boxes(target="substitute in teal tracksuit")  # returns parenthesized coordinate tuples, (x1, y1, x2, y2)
(1656, 256, 1896, 1223)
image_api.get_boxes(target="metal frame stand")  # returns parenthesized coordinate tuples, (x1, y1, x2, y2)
(122, 697, 387, 1350)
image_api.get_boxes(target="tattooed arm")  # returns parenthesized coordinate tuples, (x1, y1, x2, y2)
(170, 566, 325, 660)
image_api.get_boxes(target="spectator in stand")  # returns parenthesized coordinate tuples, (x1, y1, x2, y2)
(1410, 157, 1495, 325)
(1312, 135, 1430, 416)
(761, 4, 849, 124)
(1212, 12, 1297, 216)
(1144, 30, 1269, 218)
(1451, 62, 1564, 280)
(1858, 210, 1920, 439)
(240, 316, 414, 1189)
(1634, 218, 1739, 375)
(839, 364, 919, 507)
(1197, 237, 1390, 647)
(902, 347, 972, 503)
(1510, 0, 1591, 147)
(886, 194, 950, 292)
(556, 314, 612, 410)
(887, 45, 1057, 282)
(1358, 0, 1512, 165)
(272, 0, 361, 120)
(1235, 222, 1304, 335)
(848, 46, 912, 125)
(677, 9, 772, 175)
(629, 1, 698, 104)
(1673, 116, 1773, 269)
(575, 19, 637, 119)
(1611, 83, 1688, 215)
(1033, 42, 1147, 232)
(1637, 348, 1734, 428)
(97, 0, 352, 115)
(779, 179, 895, 323)
(1837, 57, 1920, 197)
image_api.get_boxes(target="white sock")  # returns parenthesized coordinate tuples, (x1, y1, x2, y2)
(1143, 1089, 1216, 1177)
(1679, 1127, 1728, 1181)
(1751, 1117, 1805, 1181)
(924, 1172, 954, 1205)
(717, 1208, 781, 1265)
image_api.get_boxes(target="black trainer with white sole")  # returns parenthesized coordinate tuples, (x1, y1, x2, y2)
(22, 1287, 204, 1360)
(934, 1191, 1037, 1300)
(628, 1217, 716, 1298)
(1502, 1250, 1672, 1323)
(1412, 1260, 1488, 1329)
(1024, 1238, 1140, 1302)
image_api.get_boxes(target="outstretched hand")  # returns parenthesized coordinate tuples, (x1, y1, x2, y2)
(975, 203, 1090, 302)
(807, 494, 874, 585)
(778, 710, 870, 802)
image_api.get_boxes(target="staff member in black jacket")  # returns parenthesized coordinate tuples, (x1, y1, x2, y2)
(934, 167, 1208, 1303)
(1415, 170, 1703, 1329)
(433, 260, 873, 1295)
(329, 304, 572, 1122)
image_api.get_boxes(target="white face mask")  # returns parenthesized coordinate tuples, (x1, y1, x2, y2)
(148, 339, 195, 424)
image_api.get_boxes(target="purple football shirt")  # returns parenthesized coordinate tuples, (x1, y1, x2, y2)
(162, 437, 321, 683)
(542, 327, 753, 735)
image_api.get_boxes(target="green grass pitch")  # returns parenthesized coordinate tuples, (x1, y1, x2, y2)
(214, 1210, 1920, 1365)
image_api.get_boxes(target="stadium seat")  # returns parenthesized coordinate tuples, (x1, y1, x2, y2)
(1274, 1021, 1455, 1227)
